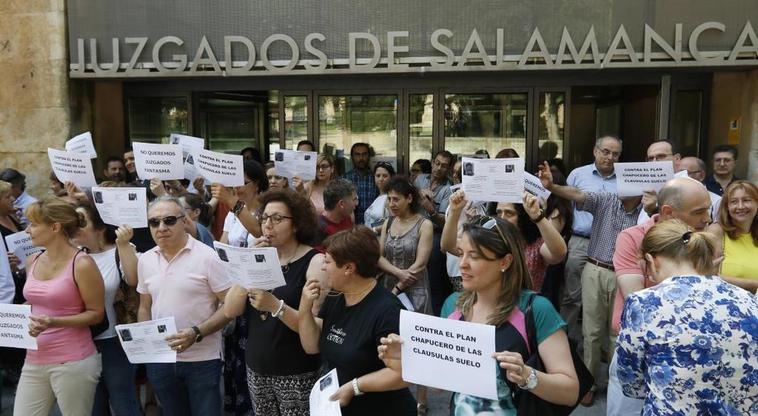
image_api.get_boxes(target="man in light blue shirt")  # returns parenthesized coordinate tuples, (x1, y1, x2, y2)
(561, 136, 621, 359)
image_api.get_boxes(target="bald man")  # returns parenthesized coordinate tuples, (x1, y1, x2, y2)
(638, 156, 722, 225)
(609, 177, 712, 414)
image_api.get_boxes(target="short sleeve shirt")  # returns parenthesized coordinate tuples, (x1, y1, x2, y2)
(580, 192, 641, 263)
(223, 212, 256, 248)
(414, 174, 452, 228)
(137, 236, 232, 362)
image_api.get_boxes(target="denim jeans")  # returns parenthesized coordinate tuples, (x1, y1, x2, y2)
(146, 359, 222, 416)
(93, 337, 141, 416)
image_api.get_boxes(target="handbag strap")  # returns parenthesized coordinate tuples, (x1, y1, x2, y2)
(523, 292, 539, 356)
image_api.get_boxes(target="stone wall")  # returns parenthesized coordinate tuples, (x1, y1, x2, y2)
(0, 0, 87, 198)
(709, 70, 758, 182)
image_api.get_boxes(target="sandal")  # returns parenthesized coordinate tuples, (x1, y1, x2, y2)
(417, 403, 428, 416)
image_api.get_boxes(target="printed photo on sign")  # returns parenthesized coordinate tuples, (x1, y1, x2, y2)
(47, 148, 98, 188)
(213, 242, 287, 290)
(115, 317, 178, 364)
(399, 310, 498, 400)
(132, 142, 185, 180)
(91, 187, 148, 228)
(274, 149, 318, 185)
(461, 157, 525, 203)
(309, 368, 341, 416)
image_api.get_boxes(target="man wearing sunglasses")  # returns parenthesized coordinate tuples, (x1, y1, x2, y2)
(610, 176, 712, 414)
(137, 196, 232, 416)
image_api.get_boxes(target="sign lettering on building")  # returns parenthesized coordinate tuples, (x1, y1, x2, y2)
(70, 21, 758, 78)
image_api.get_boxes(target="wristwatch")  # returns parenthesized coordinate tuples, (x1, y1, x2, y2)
(518, 368, 538, 391)
(191, 325, 204, 343)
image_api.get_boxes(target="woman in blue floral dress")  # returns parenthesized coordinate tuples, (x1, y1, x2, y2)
(616, 219, 758, 415)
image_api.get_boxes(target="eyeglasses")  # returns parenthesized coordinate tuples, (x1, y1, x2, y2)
(260, 213, 293, 225)
(471, 216, 510, 251)
(148, 215, 184, 228)
(596, 147, 621, 159)
(317, 164, 332, 171)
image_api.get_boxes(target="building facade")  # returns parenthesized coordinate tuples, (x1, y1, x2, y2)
(3, 1, 758, 195)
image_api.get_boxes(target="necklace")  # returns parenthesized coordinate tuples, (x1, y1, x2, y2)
(327, 279, 376, 299)
(279, 245, 300, 274)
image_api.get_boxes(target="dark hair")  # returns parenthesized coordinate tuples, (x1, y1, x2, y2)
(712, 144, 738, 160)
(77, 202, 117, 244)
(485, 202, 540, 244)
(181, 193, 212, 227)
(244, 160, 269, 193)
(412, 159, 432, 174)
(383, 176, 422, 214)
(323, 179, 356, 211)
(458, 216, 531, 326)
(297, 140, 315, 151)
(474, 149, 490, 159)
(0, 168, 24, 188)
(241, 147, 262, 163)
(350, 142, 370, 156)
(259, 189, 319, 245)
(373, 162, 396, 177)
(434, 150, 454, 165)
(324, 226, 379, 278)
(495, 148, 520, 159)
(545, 166, 572, 237)
(105, 156, 124, 166)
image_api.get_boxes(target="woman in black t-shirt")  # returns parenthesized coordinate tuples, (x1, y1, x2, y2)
(299, 226, 416, 416)
(223, 190, 326, 415)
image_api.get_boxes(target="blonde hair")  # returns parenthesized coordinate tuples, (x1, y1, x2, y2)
(0, 180, 10, 196)
(314, 154, 336, 184)
(456, 217, 532, 326)
(641, 219, 716, 275)
(718, 180, 758, 245)
(25, 197, 86, 238)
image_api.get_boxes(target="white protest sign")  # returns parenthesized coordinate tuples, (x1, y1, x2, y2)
(92, 187, 148, 228)
(47, 148, 97, 188)
(64, 132, 97, 159)
(400, 310, 497, 400)
(524, 172, 551, 200)
(191, 149, 244, 187)
(169, 133, 205, 158)
(132, 142, 184, 180)
(615, 161, 675, 197)
(213, 242, 287, 290)
(309, 368, 342, 416)
(461, 157, 525, 203)
(274, 150, 318, 182)
(116, 317, 178, 364)
(675, 169, 690, 178)
(397, 293, 415, 312)
(4, 231, 42, 270)
(0, 304, 37, 349)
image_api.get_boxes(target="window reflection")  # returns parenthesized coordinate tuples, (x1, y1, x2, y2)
(127, 97, 188, 143)
(409, 94, 434, 170)
(284, 96, 308, 151)
(538, 92, 565, 162)
(444, 93, 527, 158)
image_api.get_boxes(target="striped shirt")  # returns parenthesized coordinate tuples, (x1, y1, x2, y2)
(579, 192, 641, 264)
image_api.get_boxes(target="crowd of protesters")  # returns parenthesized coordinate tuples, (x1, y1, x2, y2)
(0, 137, 755, 416)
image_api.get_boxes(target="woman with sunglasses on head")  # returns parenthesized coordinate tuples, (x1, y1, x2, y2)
(304, 154, 337, 215)
(379, 215, 579, 414)
(223, 190, 327, 415)
(14, 197, 105, 416)
(73, 203, 142, 416)
(363, 162, 396, 233)
(707, 180, 758, 294)
(211, 159, 269, 415)
(299, 226, 416, 415)
(615, 219, 758, 414)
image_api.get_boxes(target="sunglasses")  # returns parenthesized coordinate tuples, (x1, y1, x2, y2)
(471, 215, 510, 251)
(148, 215, 184, 228)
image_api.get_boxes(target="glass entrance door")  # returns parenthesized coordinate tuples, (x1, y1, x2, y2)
(195, 92, 268, 154)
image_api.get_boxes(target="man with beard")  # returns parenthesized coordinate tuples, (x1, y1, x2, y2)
(342, 143, 376, 224)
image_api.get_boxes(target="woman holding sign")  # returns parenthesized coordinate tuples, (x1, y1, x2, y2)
(379, 215, 579, 414)
(14, 197, 105, 416)
(73, 203, 141, 416)
(304, 154, 337, 215)
(299, 226, 416, 415)
(223, 190, 326, 415)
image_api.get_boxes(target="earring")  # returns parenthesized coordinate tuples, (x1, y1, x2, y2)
(501, 268, 506, 272)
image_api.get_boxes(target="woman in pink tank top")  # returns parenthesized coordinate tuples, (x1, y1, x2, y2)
(14, 197, 105, 416)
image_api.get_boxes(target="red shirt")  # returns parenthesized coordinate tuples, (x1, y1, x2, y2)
(314, 214, 353, 252)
